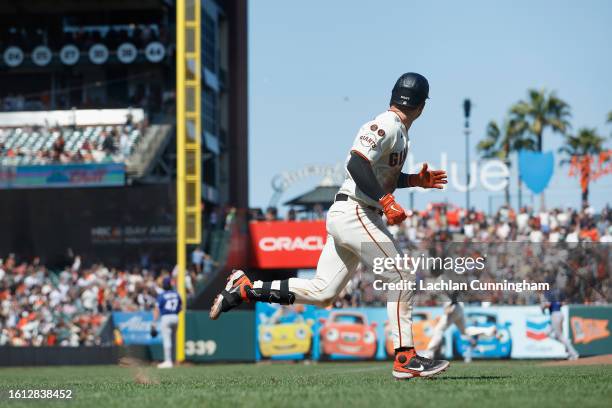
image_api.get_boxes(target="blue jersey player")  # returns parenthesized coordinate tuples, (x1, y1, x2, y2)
(153, 277, 182, 368)
(541, 291, 579, 360)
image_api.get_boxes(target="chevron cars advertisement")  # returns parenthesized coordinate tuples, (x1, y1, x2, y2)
(255, 304, 575, 361)
(497, 306, 567, 359)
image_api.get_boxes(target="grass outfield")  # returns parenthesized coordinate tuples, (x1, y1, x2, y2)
(0, 361, 610, 408)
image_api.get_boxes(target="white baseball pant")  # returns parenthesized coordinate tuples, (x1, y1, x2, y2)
(253, 198, 414, 349)
(160, 314, 179, 363)
(424, 303, 497, 360)
(425, 303, 466, 357)
(550, 311, 579, 358)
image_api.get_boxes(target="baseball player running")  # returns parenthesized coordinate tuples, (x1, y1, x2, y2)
(422, 292, 496, 363)
(211, 73, 450, 379)
(541, 293, 579, 360)
(153, 277, 183, 368)
(423, 293, 471, 361)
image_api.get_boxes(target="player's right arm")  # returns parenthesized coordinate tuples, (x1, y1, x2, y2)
(154, 294, 163, 320)
(347, 125, 406, 225)
(151, 298, 160, 337)
(153, 302, 160, 320)
(346, 152, 385, 200)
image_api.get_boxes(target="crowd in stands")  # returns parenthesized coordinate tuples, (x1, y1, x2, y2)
(254, 202, 610, 307)
(333, 204, 611, 308)
(249, 205, 327, 222)
(253, 202, 612, 243)
(0, 252, 210, 347)
(1, 202, 609, 346)
(0, 114, 144, 165)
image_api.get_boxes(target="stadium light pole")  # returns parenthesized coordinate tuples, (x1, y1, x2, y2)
(463, 99, 471, 211)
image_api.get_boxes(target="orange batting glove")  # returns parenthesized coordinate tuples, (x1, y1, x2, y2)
(379, 193, 407, 225)
(409, 163, 447, 189)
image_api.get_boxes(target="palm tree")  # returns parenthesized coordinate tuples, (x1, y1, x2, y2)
(510, 89, 572, 151)
(510, 89, 571, 209)
(477, 119, 536, 207)
(558, 128, 607, 206)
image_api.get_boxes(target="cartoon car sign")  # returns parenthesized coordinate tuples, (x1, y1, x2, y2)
(384, 312, 439, 357)
(319, 311, 377, 359)
(452, 312, 511, 359)
(258, 316, 314, 359)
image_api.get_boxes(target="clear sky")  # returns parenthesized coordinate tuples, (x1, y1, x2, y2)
(248, 0, 612, 213)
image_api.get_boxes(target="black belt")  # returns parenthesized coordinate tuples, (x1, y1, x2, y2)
(335, 193, 383, 215)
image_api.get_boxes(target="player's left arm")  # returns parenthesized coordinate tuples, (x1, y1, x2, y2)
(151, 302, 160, 338)
(397, 163, 447, 189)
(539, 293, 549, 314)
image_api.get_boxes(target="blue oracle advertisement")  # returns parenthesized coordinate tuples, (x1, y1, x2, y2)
(255, 304, 571, 361)
(112, 311, 161, 345)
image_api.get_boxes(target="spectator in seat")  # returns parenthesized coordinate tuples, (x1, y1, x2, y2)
(313, 203, 325, 220)
(51, 135, 65, 162)
(287, 208, 297, 221)
(102, 130, 116, 155)
(191, 247, 205, 273)
(202, 253, 217, 276)
(119, 130, 131, 158)
(265, 207, 278, 221)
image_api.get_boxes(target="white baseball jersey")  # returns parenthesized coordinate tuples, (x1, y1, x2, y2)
(252, 110, 416, 351)
(338, 110, 409, 208)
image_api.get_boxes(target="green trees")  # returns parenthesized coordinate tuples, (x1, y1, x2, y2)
(478, 89, 610, 207)
(510, 89, 572, 152)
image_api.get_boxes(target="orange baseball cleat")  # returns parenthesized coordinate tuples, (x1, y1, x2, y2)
(393, 349, 450, 379)
(209, 270, 252, 320)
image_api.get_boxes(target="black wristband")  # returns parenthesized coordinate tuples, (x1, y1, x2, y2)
(397, 173, 411, 188)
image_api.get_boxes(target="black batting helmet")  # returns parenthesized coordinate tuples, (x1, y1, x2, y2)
(390, 72, 429, 108)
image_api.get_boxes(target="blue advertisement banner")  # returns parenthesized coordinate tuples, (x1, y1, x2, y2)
(518, 150, 555, 194)
(0, 163, 125, 189)
(255, 304, 571, 361)
(112, 311, 161, 345)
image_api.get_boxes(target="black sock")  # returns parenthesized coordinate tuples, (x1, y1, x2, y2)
(246, 280, 295, 305)
(395, 347, 414, 354)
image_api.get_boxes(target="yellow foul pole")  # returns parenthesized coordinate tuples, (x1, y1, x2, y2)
(176, 0, 201, 363)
